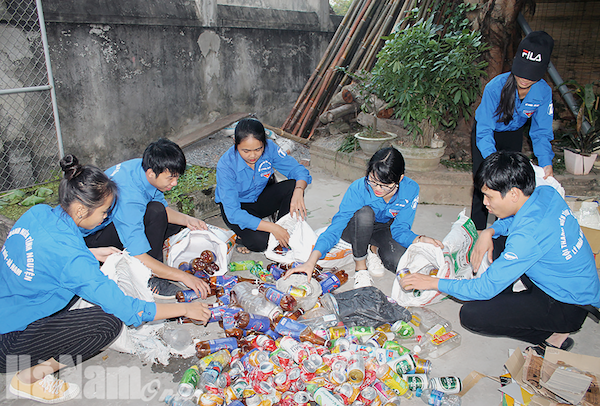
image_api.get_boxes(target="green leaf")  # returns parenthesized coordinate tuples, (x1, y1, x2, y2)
(453, 90, 461, 104)
(20, 195, 46, 206)
(0, 190, 25, 205)
(35, 187, 53, 197)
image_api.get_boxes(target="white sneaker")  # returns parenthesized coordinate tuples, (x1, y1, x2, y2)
(366, 249, 386, 277)
(10, 373, 80, 403)
(354, 269, 373, 289)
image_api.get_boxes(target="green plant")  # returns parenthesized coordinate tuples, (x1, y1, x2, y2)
(164, 165, 216, 216)
(559, 80, 600, 155)
(370, 10, 487, 148)
(337, 133, 360, 153)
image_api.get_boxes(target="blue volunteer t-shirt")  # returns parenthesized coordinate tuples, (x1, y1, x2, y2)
(313, 177, 420, 258)
(215, 140, 312, 231)
(439, 186, 600, 307)
(0, 205, 156, 334)
(475, 72, 554, 167)
(81, 158, 169, 256)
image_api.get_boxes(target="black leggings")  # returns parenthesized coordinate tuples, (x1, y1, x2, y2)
(341, 206, 406, 272)
(470, 122, 525, 230)
(459, 280, 589, 345)
(85, 201, 182, 262)
(0, 297, 122, 373)
(220, 179, 295, 252)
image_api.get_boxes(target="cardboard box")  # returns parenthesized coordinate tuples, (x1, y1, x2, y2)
(582, 226, 600, 269)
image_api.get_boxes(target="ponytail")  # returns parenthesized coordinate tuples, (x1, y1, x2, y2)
(495, 73, 517, 125)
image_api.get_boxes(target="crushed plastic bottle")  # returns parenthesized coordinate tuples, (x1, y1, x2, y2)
(408, 307, 452, 334)
(164, 394, 196, 406)
(162, 326, 192, 351)
(416, 388, 461, 405)
(231, 282, 282, 320)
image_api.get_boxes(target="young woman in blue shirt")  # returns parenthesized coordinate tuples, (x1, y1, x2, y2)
(0, 155, 210, 403)
(471, 31, 555, 230)
(285, 147, 442, 288)
(215, 118, 312, 253)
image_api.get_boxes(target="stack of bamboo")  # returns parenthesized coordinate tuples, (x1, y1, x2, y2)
(282, 0, 459, 140)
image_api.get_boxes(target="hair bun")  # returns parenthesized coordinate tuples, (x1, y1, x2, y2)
(60, 154, 83, 180)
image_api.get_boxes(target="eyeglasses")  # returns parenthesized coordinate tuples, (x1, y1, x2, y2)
(367, 177, 397, 193)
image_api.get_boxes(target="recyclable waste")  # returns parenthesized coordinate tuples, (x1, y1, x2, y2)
(163, 260, 465, 406)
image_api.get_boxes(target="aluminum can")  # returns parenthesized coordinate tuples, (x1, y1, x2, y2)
(178, 365, 199, 398)
(413, 357, 432, 375)
(428, 376, 462, 394)
(357, 387, 378, 406)
(403, 374, 429, 391)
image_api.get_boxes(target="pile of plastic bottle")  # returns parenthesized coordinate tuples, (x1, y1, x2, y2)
(165, 259, 463, 406)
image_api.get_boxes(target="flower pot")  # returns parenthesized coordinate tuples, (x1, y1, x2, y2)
(354, 131, 397, 156)
(564, 148, 597, 175)
(395, 142, 446, 172)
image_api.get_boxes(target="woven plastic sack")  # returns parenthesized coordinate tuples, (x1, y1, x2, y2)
(163, 227, 230, 276)
(391, 242, 452, 306)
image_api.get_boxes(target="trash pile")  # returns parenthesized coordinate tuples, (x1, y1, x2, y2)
(163, 257, 464, 406)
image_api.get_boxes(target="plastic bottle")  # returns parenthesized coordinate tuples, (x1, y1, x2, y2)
(209, 275, 256, 289)
(231, 282, 282, 320)
(319, 269, 349, 293)
(229, 260, 263, 272)
(408, 307, 452, 333)
(416, 388, 461, 405)
(258, 284, 298, 311)
(177, 365, 200, 398)
(162, 326, 192, 351)
(375, 363, 410, 397)
(176, 286, 224, 302)
(413, 330, 461, 359)
(266, 263, 286, 280)
(234, 311, 272, 333)
(201, 349, 231, 385)
(195, 337, 238, 358)
(274, 317, 329, 346)
(164, 395, 196, 406)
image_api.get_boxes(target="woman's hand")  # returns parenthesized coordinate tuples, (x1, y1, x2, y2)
(185, 216, 208, 231)
(401, 273, 439, 291)
(184, 302, 211, 325)
(270, 223, 291, 248)
(543, 165, 554, 179)
(413, 235, 444, 249)
(289, 188, 307, 220)
(89, 247, 122, 263)
(471, 228, 494, 274)
(284, 251, 321, 282)
(180, 272, 210, 299)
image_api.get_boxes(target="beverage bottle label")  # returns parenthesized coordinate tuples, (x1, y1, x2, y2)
(265, 287, 285, 306)
(244, 314, 270, 332)
(214, 275, 238, 288)
(349, 326, 375, 338)
(208, 338, 238, 352)
(268, 264, 286, 280)
(181, 289, 200, 302)
(274, 317, 306, 340)
(320, 275, 341, 294)
(431, 330, 458, 345)
(208, 305, 228, 323)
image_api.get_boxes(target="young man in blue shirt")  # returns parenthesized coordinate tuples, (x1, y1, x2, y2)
(83, 139, 210, 298)
(402, 151, 600, 352)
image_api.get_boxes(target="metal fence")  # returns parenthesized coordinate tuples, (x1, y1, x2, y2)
(0, 0, 63, 192)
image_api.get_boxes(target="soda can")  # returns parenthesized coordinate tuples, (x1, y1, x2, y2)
(336, 383, 355, 405)
(178, 365, 200, 398)
(249, 350, 269, 367)
(245, 395, 262, 406)
(290, 378, 306, 392)
(382, 341, 410, 356)
(403, 374, 428, 391)
(256, 361, 274, 380)
(333, 337, 351, 353)
(274, 371, 291, 392)
(230, 377, 250, 399)
(347, 353, 365, 385)
(327, 326, 348, 340)
(388, 353, 416, 375)
(287, 285, 307, 298)
(413, 358, 432, 375)
(329, 370, 347, 385)
(287, 367, 301, 383)
(277, 350, 293, 368)
(255, 381, 275, 396)
(429, 376, 462, 394)
(366, 332, 389, 348)
(294, 391, 310, 406)
(199, 393, 224, 406)
(204, 382, 220, 394)
(255, 335, 277, 352)
(348, 326, 375, 339)
(357, 387, 378, 406)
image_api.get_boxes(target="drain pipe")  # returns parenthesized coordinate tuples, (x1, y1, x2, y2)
(517, 13, 591, 134)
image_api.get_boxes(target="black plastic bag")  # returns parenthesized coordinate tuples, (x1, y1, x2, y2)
(333, 286, 412, 327)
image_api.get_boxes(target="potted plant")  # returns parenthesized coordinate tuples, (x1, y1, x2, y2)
(338, 68, 398, 155)
(369, 6, 488, 171)
(559, 80, 599, 175)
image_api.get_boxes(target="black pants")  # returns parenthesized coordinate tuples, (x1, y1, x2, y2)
(0, 297, 122, 373)
(220, 179, 295, 252)
(470, 122, 525, 230)
(84, 201, 182, 262)
(341, 206, 406, 272)
(459, 280, 589, 345)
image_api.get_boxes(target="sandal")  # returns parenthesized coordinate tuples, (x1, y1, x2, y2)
(528, 337, 574, 356)
(235, 238, 250, 254)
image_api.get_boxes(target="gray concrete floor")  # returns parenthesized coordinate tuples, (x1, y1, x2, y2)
(1, 167, 599, 405)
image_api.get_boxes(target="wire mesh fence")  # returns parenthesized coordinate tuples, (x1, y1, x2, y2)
(0, 0, 62, 192)
(528, 0, 600, 88)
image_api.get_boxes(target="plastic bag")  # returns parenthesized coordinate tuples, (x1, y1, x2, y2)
(391, 242, 451, 307)
(533, 164, 565, 198)
(442, 209, 479, 280)
(163, 227, 230, 276)
(333, 286, 411, 327)
(264, 213, 354, 269)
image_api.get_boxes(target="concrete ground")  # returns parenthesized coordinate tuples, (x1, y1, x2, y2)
(1, 167, 599, 405)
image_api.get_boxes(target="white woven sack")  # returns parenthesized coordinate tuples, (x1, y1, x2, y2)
(163, 228, 228, 276)
(265, 213, 317, 264)
(391, 242, 452, 306)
